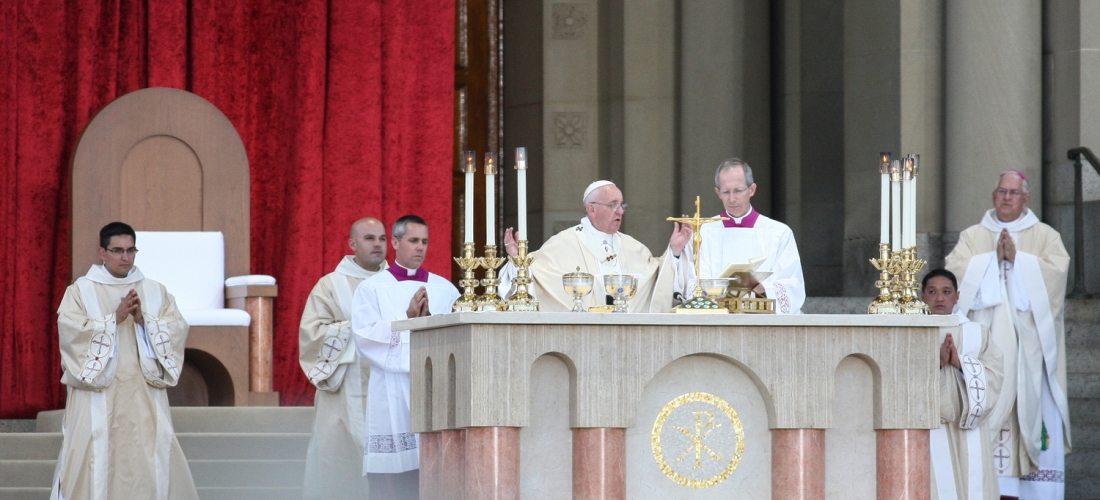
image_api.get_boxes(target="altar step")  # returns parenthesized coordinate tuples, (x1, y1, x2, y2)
(0, 407, 314, 500)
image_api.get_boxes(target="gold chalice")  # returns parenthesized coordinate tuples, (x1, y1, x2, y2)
(604, 274, 638, 313)
(562, 267, 595, 313)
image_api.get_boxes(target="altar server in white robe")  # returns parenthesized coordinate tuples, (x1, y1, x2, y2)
(923, 269, 1004, 500)
(500, 180, 692, 312)
(691, 158, 806, 314)
(945, 170, 1070, 500)
(52, 222, 198, 500)
(300, 217, 389, 499)
(353, 215, 459, 499)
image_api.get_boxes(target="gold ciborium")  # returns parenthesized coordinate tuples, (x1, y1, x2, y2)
(562, 267, 594, 312)
(604, 274, 638, 313)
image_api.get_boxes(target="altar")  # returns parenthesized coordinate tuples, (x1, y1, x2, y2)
(396, 312, 958, 499)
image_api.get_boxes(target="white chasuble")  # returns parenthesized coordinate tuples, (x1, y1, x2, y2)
(300, 256, 386, 498)
(499, 217, 688, 312)
(946, 209, 1070, 496)
(352, 266, 459, 474)
(52, 265, 197, 500)
(692, 210, 806, 314)
(930, 317, 1003, 500)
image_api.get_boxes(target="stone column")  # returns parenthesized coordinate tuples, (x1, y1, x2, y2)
(466, 426, 521, 500)
(443, 429, 468, 500)
(680, 0, 771, 218)
(842, 0, 901, 296)
(900, 0, 945, 270)
(543, 0, 601, 240)
(771, 429, 825, 500)
(572, 428, 625, 500)
(619, 0, 677, 250)
(419, 431, 445, 498)
(945, 0, 1042, 235)
(875, 429, 930, 500)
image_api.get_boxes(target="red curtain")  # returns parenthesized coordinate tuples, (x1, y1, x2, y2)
(0, 0, 455, 418)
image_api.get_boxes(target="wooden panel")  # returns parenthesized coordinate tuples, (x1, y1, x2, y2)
(120, 135, 203, 230)
(71, 88, 251, 279)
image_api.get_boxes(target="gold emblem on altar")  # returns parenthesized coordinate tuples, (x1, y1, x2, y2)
(651, 392, 745, 488)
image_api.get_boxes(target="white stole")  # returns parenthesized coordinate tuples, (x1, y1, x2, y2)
(930, 320, 987, 500)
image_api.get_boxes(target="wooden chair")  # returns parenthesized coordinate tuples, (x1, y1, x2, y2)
(70, 87, 279, 406)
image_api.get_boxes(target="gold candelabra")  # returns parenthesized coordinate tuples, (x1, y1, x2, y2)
(453, 242, 480, 312)
(868, 244, 928, 315)
(477, 244, 507, 311)
(506, 239, 539, 311)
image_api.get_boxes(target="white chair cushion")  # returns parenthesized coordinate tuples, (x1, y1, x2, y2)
(225, 274, 276, 286)
(180, 309, 252, 327)
(135, 231, 226, 310)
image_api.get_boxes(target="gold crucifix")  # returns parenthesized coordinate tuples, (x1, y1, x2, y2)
(667, 196, 729, 298)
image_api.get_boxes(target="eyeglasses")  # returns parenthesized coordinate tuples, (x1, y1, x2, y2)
(106, 247, 139, 256)
(718, 186, 751, 198)
(994, 188, 1026, 199)
(589, 201, 628, 212)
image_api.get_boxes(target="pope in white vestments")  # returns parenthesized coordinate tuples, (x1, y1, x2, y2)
(52, 223, 197, 500)
(945, 171, 1070, 499)
(300, 218, 388, 499)
(352, 216, 459, 496)
(692, 158, 806, 314)
(500, 180, 692, 312)
(923, 270, 1004, 500)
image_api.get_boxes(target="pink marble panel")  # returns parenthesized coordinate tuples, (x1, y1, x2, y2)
(771, 428, 825, 500)
(876, 429, 930, 500)
(572, 428, 625, 500)
(465, 426, 520, 500)
(442, 429, 467, 500)
(420, 431, 444, 499)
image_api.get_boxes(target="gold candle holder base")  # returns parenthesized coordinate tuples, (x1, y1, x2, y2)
(898, 246, 929, 315)
(453, 242, 480, 312)
(477, 244, 507, 311)
(868, 243, 900, 314)
(506, 239, 539, 311)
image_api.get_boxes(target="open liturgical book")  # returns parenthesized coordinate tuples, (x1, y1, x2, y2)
(716, 256, 766, 278)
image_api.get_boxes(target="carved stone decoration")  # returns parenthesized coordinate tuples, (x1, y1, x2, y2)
(552, 3, 587, 39)
(552, 112, 586, 148)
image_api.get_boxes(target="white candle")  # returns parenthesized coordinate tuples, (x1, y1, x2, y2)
(463, 151, 475, 244)
(516, 147, 528, 241)
(879, 153, 890, 244)
(891, 161, 901, 252)
(908, 174, 916, 248)
(485, 152, 497, 246)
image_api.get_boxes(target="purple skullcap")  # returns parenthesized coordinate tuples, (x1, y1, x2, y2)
(1007, 169, 1028, 181)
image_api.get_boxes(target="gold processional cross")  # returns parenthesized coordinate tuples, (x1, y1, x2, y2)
(667, 196, 729, 298)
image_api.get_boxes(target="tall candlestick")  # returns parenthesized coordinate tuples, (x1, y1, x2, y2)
(879, 152, 891, 244)
(516, 147, 528, 240)
(906, 159, 914, 248)
(910, 155, 919, 248)
(463, 151, 475, 244)
(484, 152, 497, 245)
(891, 160, 902, 252)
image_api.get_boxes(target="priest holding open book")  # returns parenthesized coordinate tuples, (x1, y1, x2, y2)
(692, 158, 806, 314)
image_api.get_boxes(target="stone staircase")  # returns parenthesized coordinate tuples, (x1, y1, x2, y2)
(1065, 298, 1100, 500)
(0, 407, 313, 500)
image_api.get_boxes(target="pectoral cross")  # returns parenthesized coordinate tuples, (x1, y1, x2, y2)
(667, 196, 730, 297)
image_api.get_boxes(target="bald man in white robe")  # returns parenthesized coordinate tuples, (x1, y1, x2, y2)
(300, 217, 388, 499)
